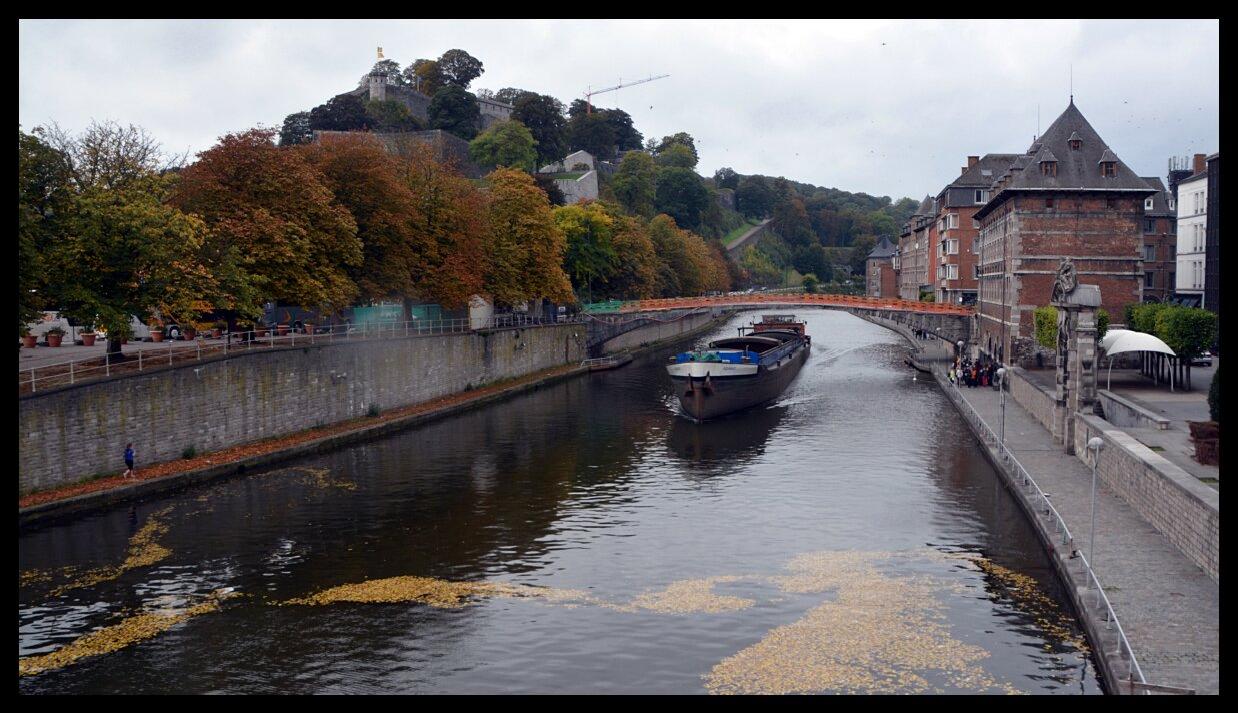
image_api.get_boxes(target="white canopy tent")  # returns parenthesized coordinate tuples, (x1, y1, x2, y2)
(1102, 331, 1177, 391)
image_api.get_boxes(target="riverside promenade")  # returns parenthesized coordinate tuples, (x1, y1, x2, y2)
(936, 359, 1219, 694)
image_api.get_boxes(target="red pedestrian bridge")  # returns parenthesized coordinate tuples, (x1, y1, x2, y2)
(614, 293, 974, 316)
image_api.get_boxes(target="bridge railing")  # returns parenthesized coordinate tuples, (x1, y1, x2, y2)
(617, 293, 974, 316)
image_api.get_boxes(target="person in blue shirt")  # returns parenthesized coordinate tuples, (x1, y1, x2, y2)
(124, 443, 135, 479)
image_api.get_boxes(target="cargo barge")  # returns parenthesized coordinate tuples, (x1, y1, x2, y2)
(666, 315, 810, 421)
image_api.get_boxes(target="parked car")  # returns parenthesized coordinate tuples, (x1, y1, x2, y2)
(1191, 351, 1213, 367)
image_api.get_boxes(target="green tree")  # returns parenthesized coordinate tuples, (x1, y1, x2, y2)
(736, 175, 776, 218)
(278, 111, 314, 146)
(436, 49, 484, 89)
(1097, 308, 1109, 342)
(1155, 306, 1217, 362)
(1209, 366, 1220, 422)
(654, 167, 710, 231)
(655, 132, 698, 163)
(364, 59, 407, 86)
(512, 93, 567, 165)
(50, 177, 216, 358)
(469, 120, 538, 172)
(554, 202, 618, 301)
(655, 143, 697, 169)
(611, 151, 657, 217)
(1034, 305, 1058, 349)
(772, 196, 815, 245)
(495, 87, 535, 105)
(427, 85, 481, 140)
(603, 109, 643, 153)
(309, 94, 373, 132)
(714, 167, 739, 190)
(18, 127, 74, 331)
(802, 273, 820, 294)
(565, 111, 617, 159)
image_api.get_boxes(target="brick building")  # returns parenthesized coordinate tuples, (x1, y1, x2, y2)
(974, 100, 1156, 365)
(933, 154, 1019, 305)
(865, 237, 899, 298)
(896, 195, 935, 301)
(1139, 176, 1178, 303)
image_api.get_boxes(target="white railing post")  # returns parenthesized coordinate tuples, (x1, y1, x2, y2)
(30, 368, 37, 392)
(69, 361, 74, 384)
(138, 349, 143, 371)
(223, 334, 228, 356)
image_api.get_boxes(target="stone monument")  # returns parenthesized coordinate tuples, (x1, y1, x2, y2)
(1050, 258, 1100, 454)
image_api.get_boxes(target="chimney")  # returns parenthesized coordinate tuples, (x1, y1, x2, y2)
(968, 155, 980, 169)
(1194, 153, 1207, 175)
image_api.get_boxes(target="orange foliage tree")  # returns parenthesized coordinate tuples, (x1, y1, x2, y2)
(483, 167, 574, 307)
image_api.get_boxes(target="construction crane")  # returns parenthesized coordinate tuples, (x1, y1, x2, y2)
(584, 74, 670, 114)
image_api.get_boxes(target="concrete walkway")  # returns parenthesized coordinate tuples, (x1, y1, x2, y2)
(949, 378, 1219, 694)
(724, 218, 772, 256)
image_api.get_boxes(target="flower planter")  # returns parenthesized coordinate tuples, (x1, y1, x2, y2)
(276, 325, 289, 336)
(255, 328, 268, 338)
(80, 333, 97, 347)
(211, 328, 222, 339)
(22, 335, 36, 348)
(47, 334, 63, 347)
(182, 329, 197, 341)
(150, 330, 164, 343)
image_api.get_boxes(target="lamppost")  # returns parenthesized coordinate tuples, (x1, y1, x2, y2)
(1088, 436, 1105, 568)
(956, 339, 964, 360)
(996, 367, 1007, 445)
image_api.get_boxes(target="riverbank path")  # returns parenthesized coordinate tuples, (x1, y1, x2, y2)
(949, 378, 1219, 694)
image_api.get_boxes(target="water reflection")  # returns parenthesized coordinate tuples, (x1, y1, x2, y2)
(667, 403, 787, 464)
(19, 310, 1102, 694)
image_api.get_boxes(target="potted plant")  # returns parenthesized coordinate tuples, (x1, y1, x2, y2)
(149, 320, 164, 342)
(255, 324, 269, 338)
(182, 325, 197, 340)
(20, 326, 36, 349)
(46, 326, 65, 347)
(79, 326, 97, 347)
(276, 323, 289, 336)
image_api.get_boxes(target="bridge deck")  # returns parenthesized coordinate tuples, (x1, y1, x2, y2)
(615, 294, 974, 316)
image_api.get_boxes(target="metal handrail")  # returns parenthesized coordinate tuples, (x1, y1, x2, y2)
(19, 314, 588, 393)
(941, 368, 1149, 692)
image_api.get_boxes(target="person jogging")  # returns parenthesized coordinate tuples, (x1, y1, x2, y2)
(124, 443, 135, 479)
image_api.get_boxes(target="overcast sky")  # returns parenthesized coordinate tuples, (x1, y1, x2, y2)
(19, 19, 1219, 200)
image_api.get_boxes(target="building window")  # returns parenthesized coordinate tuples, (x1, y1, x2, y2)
(1045, 197, 1054, 208)
(1069, 138, 1082, 151)
(1101, 162, 1116, 177)
(1144, 245, 1156, 262)
(1145, 272, 1155, 288)
(1168, 198, 1176, 211)
(1145, 197, 1154, 210)
(947, 213, 959, 229)
(1106, 197, 1117, 209)
(1144, 219, 1155, 233)
(974, 190, 988, 204)
(1169, 221, 1177, 234)
(1040, 161, 1057, 176)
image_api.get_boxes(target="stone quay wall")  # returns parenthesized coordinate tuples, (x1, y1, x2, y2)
(19, 325, 591, 494)
(1007, 367, 1064, 441)
(1073, 413, 1219, 583)
(598, 310, 723, 354)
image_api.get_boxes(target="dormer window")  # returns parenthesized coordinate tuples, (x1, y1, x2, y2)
(1145, 197, 1154, 210)
(1068, 131, 1082, 151)
(1101, 162, 1117, 177)
(1040, 161, 1057, 176)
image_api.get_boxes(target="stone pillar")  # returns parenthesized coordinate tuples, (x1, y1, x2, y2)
(1053, 284, 1100, 454)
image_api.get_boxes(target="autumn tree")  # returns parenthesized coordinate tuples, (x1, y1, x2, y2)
(469, 120, 538, 172)
(387, 139, 488, 309)
(171, 128, 362, 322)
(554, 202, 617, 302)
(44, 120, 173, 191)
(611, 150, 657, 217)
(428, 85, 481, 140)
(404, 58, 444, 95)
(483, 168, 573, 307)
(598, 203, 659, 300)
(298, 134, 430, 305)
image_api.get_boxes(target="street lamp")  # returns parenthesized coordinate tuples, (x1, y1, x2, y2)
(996, 367, 1007, 445)
(1087, 436, 1105, 569)
(956, 339, 964, 360)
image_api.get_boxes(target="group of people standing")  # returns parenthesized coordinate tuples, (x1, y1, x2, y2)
(949, 357, 999, 389)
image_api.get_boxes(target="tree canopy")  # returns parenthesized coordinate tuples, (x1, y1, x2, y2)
(469, 120, 538, 172)
(436, 49, 485, 89)
(427, 85, 481, 140)
(483, 168, 573, 306)
(512, 93, 567, 165)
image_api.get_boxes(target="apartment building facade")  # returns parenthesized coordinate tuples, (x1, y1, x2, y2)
(1175, 155, 1209, 306)
(933, 154, 1020, 305)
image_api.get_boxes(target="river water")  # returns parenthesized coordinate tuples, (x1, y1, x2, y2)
(18, 310, 1102, 694)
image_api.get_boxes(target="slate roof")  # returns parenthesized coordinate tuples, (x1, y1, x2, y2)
(1140, 176, 1175, 216)
(976, 100, 1155, 218)
(867, 237, 897, 260)
(948, 154, 1021, 188)
(915, 195, 935, 215)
